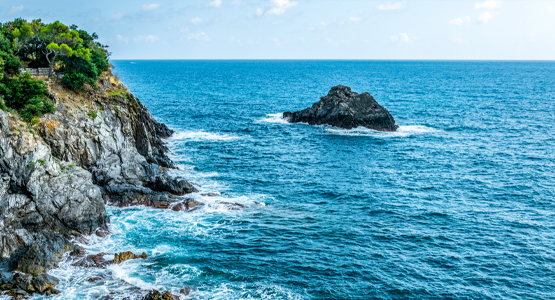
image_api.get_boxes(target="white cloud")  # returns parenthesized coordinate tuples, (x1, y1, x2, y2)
(478, 11, 493, 23)
(350, 16, 361, 22)
(188, 32, 210, 41)
(390, 33, 410, 43)
(377, 2, 405, 10)
(208, 0, 222, 8)
(190, 17, 203, 24)
(258, 0, 298, 16)
(141, 3, 162, 11)
(475, 1, 502, 9)
(135, 35, 159, 43)
(320, 21, 327, 26)
(109, 12, 126, 21)
(116, 34, 130, 43)
(449, 16, 471, 25)
(9, 5, 24, 15)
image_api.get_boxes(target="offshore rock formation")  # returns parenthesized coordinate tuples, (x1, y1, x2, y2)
(283, 85, 398, 131)
(0, 76, 197, 297)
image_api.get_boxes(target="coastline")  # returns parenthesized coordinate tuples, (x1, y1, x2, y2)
(0, 72, 195, 299)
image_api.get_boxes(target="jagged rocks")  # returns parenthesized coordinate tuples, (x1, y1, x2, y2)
(72, 251, 147, 268)
(72, 252, 111, 268)
(113, 251, 147, 263)
(143, 289, 180, 300)
(14, 231, 77, 276)
(30, 274, 59, 293)
(0, 271, 61, 296)
(283, 85, 398, 131)
(171, 199, 203, 212)
(0, 75, 197, 296)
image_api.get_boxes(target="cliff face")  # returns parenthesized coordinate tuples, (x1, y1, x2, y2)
(0, 76, 195, 280)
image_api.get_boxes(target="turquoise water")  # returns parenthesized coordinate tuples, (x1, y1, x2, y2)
(50, 61, 555, 299)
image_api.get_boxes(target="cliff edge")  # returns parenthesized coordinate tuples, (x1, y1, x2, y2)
(0, 75, 196, 297)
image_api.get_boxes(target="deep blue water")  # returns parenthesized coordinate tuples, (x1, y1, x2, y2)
(52, 61, 555, 299)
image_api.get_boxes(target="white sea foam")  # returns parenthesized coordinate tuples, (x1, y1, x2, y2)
(324, 125, 440, 137)
(169, 130, 240, 142)
(259, 113, 291, 124)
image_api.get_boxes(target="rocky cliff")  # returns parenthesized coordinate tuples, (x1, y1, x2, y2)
(0, 75, 196, 297)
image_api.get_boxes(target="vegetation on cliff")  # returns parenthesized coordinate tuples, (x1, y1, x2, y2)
(0, 18, 109, 121)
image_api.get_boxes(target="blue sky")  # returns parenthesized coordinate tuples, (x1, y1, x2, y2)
(3, 0, 555, 59)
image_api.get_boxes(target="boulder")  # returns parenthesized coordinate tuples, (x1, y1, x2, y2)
(113, 251, 147, 264)
(31, 274, 60, 293)
(143, 289, 179, 300)
(72, 252, 111, 268)
(283, 85, 398, 131)
(16, 231, 77, 276)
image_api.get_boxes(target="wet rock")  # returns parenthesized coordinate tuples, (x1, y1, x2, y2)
(216, 201, 245, 210)
(16, 231, 77, 276)
(6, 288, 28, 297)
(88, 277, 103, 282)
(13, 273, 34, 292)
(201, 192, 220, 197)
(31, 274, 59, 293)
(113, 251, 147, 264)
(72, 252, 111, 268)
(95, 229, 111, 238)
(143, 289, 179, 300)
(283, 85, 398, 131)
(149, 175, 198, 196)
(45, 288, 61, 296)
(179, 287, 191, 295)
(171, 199, 204, 212)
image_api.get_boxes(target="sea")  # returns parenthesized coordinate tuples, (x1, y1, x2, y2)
(36, 61, 555, 299)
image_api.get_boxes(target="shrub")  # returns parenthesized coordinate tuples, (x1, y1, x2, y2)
(0, 72, 48, 109)
(20, 96, 55, 121)
(61, 56, 97, 91)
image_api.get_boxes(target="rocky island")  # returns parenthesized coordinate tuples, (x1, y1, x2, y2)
(283, 85, 398, 131)
(0, 19, 192, 299)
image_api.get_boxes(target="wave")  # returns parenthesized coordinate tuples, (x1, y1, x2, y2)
(169, 130, 240, 142)
(324, 125, 441, 137)
(258, 113, 290, 124)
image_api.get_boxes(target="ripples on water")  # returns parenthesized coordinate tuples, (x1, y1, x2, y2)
(31, 61, 555, 300)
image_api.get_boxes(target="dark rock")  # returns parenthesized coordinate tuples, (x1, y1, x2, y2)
(88, 277, 103, 282)
(143, 289, 179, 300)
(154, 122, 174, 139)
(31, 274, 59, 293)
(149, 175, 198, 196)
(179, 287, 191, 295)
(95, 229, 111, 238)
(45, 288, 61, 295)
(171, 198, 203, 212)
(201, 192, 220, 197)
(0, 271, 14, 285)
(283, 85, 398, 131)
(72, 252, 111, 268)
(6, 288, 28, 297)
(16, 231, 76, 276)
(216, 201, 245, 210)
(113, 251, 147, 264)
(13, 273, 34, 292)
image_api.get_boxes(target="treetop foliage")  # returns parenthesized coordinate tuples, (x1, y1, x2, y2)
(0, 18, 111, 121)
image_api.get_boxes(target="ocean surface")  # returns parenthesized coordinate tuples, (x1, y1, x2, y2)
(44, 61, 555, 299)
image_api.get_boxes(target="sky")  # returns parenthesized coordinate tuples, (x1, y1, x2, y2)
(2, 0, 555, 60)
